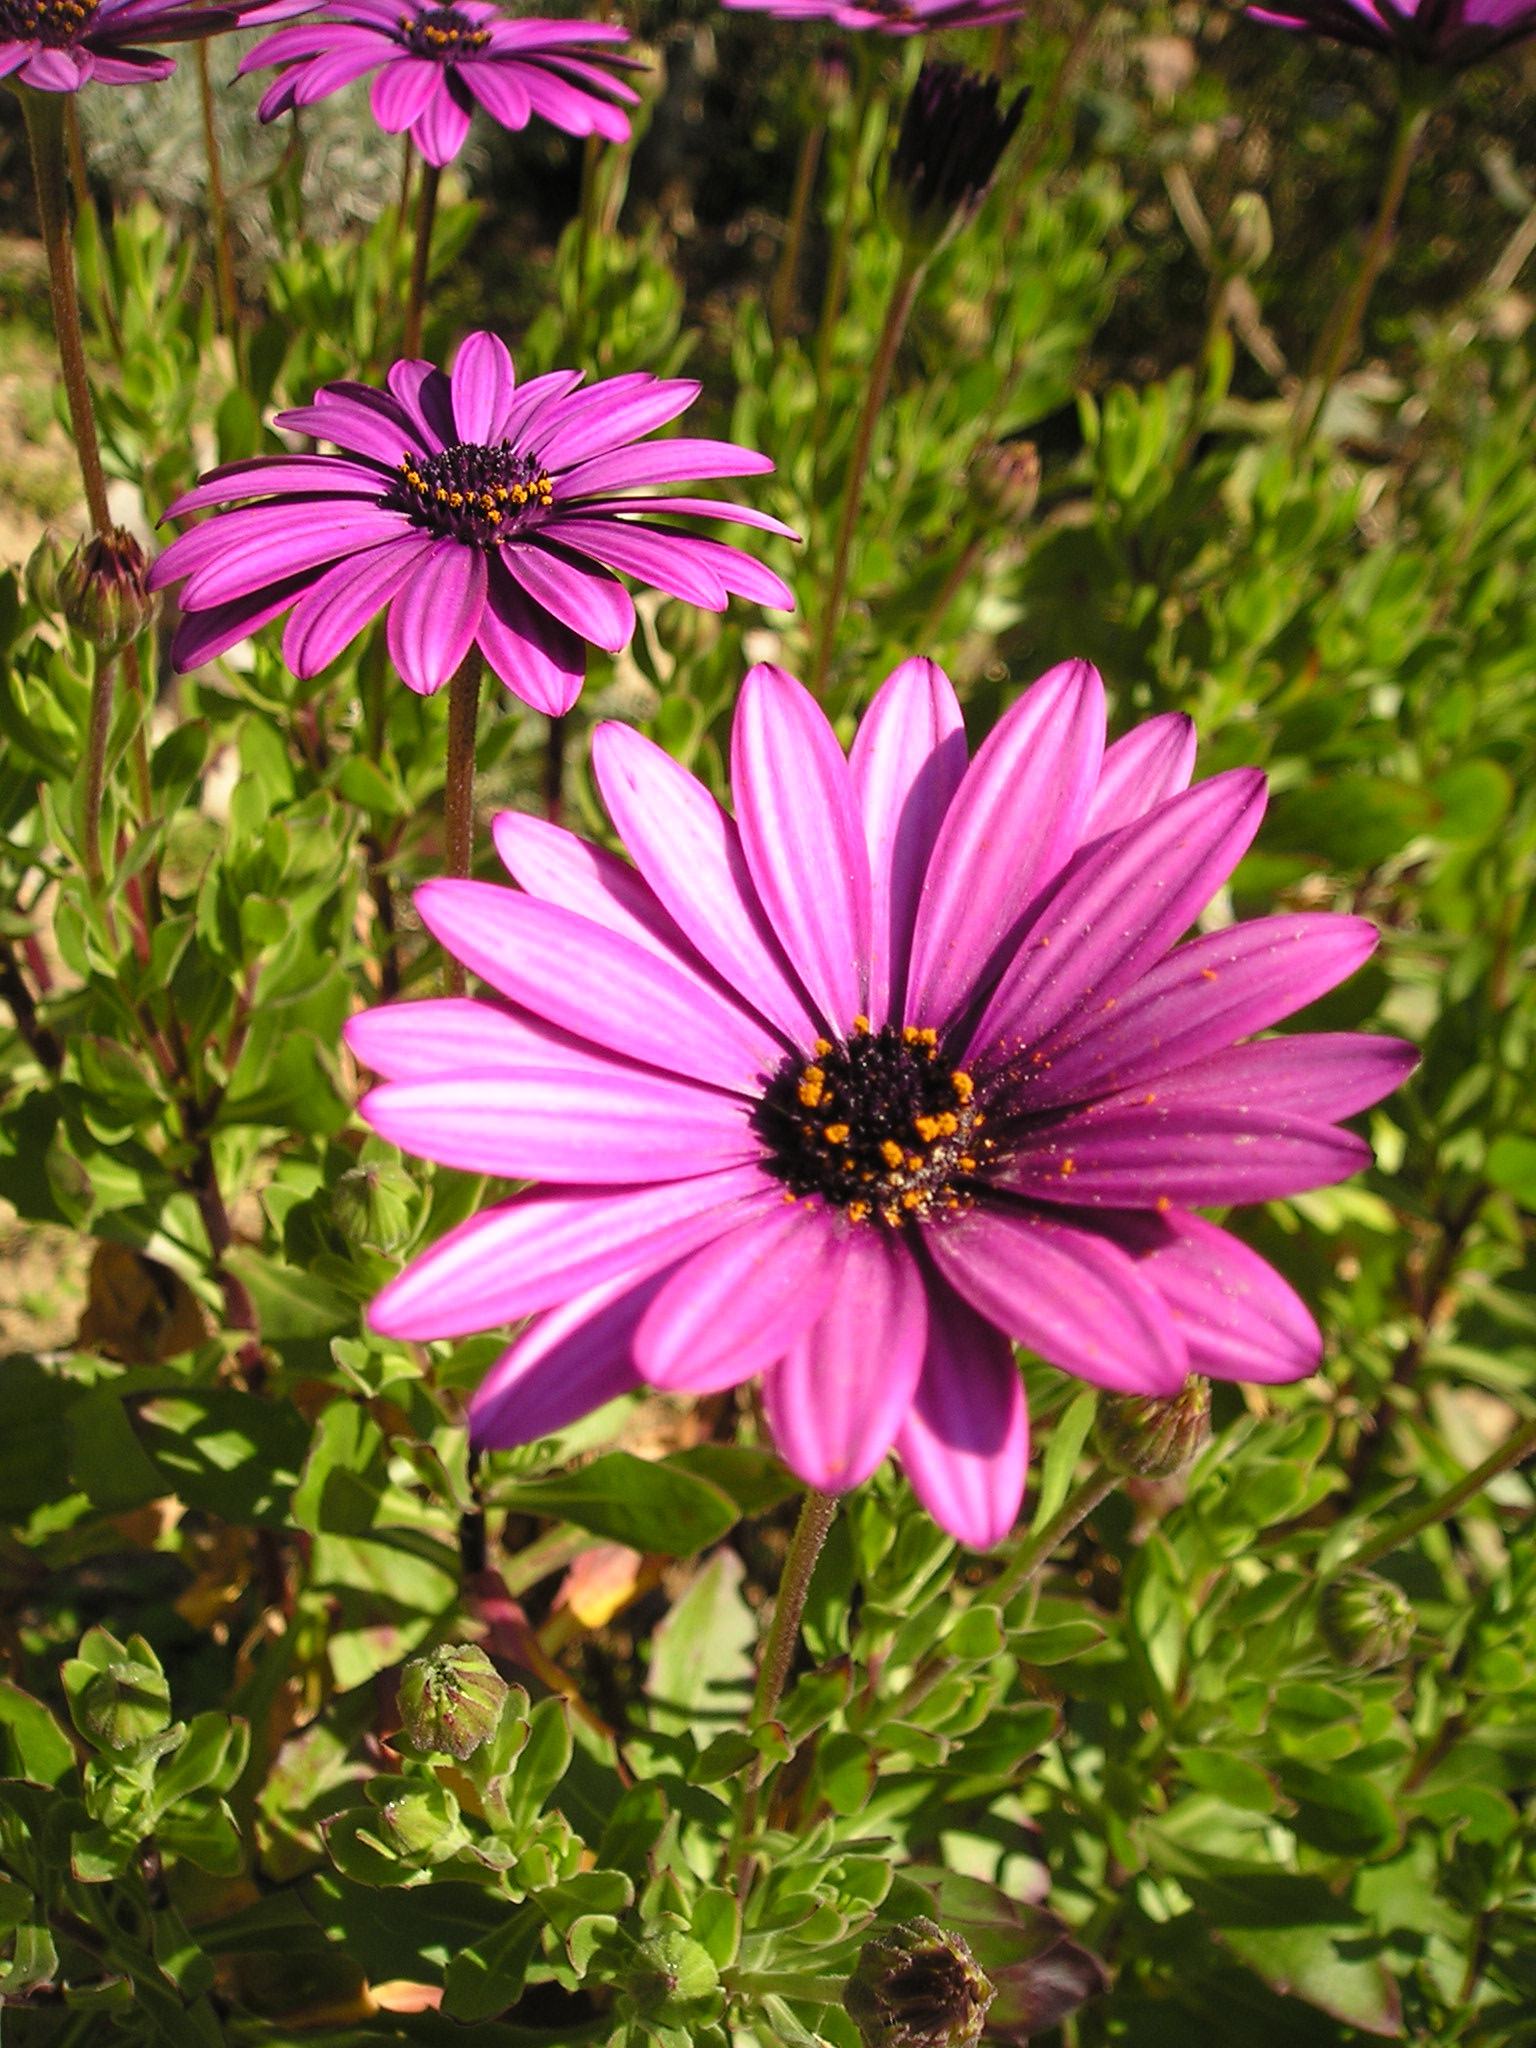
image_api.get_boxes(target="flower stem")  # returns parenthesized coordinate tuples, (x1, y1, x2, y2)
(769, 117, 826, 344)
(989, 1462, 1117, 1613)
(809, 247, 925, 695)
(811, 48, 878, 422)
(1330, 1414, 1536, 1579)
(916, 533, 985, 647)
(20, 87, 112, 534)
(729, 1973, 848, 2005)
(1293, 94, 1429, 448)
(196, 40, 240, 351)
(442, 650, 483, 995)
(82, 651, 117, 887)
(403, 159, 441, 360)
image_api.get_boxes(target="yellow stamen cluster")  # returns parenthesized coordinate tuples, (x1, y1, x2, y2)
(400, 6, 489, 50)
(12, 0, 96, 41)
(397, 458, 552, 526)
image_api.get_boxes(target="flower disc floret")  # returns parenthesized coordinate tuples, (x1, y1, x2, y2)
(390, 442, 553, 545)
(1, 0, 96, 47)
(399, 2, 487, 52)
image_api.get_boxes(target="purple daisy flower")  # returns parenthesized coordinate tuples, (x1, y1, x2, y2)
(720, 0, 1021, 36)
(0, 0, 282, 93)
(1247, 0, 1536, 67)
(345, 658, 1415, 1551)
(239, 0, 642, 165)
(148, 331, 795, 715)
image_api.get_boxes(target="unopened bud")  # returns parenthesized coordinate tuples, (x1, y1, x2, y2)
(1319, 1573, 1414, 1673)
(844, 1918, 995, 2048)
(397, 1643, 509, 1760)
(1219, 192, 1272, 275)
(887, 63, 1028, 254)
(969, 440, 1041, 524)
(58, 528, 157, 658)
(622, 1931, 724, 2028)
(814, 41, 852, 114)
(25, 530, 68, 614)
(78, 1657, 172, 1751)
(331, 1160, 417, 1253)
(1094, 1378, 1211, 1480)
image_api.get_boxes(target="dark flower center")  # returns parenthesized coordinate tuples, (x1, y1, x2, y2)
(398, 4, 489, 56)
(1, 0, 97, 45)
(388, 442, 552, 547)
(757, 1018, 990, 1227)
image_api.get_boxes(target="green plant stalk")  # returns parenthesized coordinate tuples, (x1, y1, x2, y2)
(769, 117, 826, 343)
(544, 713, 567, 827)
(916, 533, 985, 647)
(403, 159, 441, 359)
(810, 246, 925, 695)
(81, 654, 116, 887)
(573, 131, 603, 340)
(811, 48, 879, 421)
(730, 1972, 849, 2003)
(442, 650, 483, 996)
(990, 1461, 1118, 1612)
(1331, 1413, 1536, 1578)
(196, 40, 240, 350)
(1293, 94, 1429, 447)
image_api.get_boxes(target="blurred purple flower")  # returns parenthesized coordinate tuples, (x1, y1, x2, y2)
(347, 658, 1414, 1549)
(0, 0, 289, 93)
(148, 331, 795, 715)
(721, 0, 1020, 33)
(240, 0, 642, 164)
(1247, 0, 1536, 67)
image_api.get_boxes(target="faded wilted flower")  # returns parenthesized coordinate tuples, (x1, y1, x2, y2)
(887, 61, 1027, 252)
(845, 1917, 994, 2048)
(396, 1643, 508, 1758)
(1094, 1377, 1213, 1479)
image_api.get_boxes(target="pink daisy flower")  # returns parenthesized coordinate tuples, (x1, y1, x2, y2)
(1247, 0, 1536, 67)
(721, 0, 1022, 36)
(346, 658, 1414, 1549)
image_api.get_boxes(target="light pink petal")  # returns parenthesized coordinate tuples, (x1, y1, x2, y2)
(281, 534, 432, 675)
(501, 541, 635, 652)
(591, 722, 820, 1045)
(895, 1284, 1027, 1549)
(411, 74, 474, 164)
(385, 540, 487, 696)
(368, 1166, 777, 1337)
(927, 1205, 1188, 1394)
(469, 1270, 657, 1447)
(1094, 1211, 1321, 1384)
(535, 377, 702, 471)
(477, 560, 586, 714)
(636, 1201, 850, 1393)
(451, 330, 517, 444)
(993, 1106, 1371, 1208)
(360, 1065, 756, 1180)
(905, 659, 1106, 1032)
(1084, 713, 1197, 839)
(415, 880, 784, 1091)
(849, 657, 969, 1026)
(490, 809, 690, 966)
(761, 1230, 927, 1492)
(731, 663, 872, 1034)
(370, 52, 439, 130)
(970, 769, 1268, 1069)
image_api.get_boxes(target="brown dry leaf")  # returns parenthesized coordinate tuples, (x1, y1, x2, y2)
(77, 1242, 206, 1363)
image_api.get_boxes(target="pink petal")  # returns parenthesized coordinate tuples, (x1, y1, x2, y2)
(460, 59, 532, 128)
(591, 722, 820, 1045)
(927, 1205, 1188, 1394)
(1100, 1032, 1417, 1121)
(370, 51, 439, 130)
(535, 377, 701, 471)
(451, 330, 517, 444)
(635, 1200, 849, 1393)
(411, 73, 473, 163)
(490, 809, 690, 967)
(905, 659, 1106, 1033)
(896, 1283, 1027, 1549)
(762, 1229, 927, 1491)
(476, 560, 586, 714)
(346, 994, 623, 1082)
(469, 1270, 657, 1447)
(385, 539, 487, 695)
(849, 657, 968, 1026)
(559, 438, 774, 500)
(731, 663, 872, 1035)
(1084, 713, 1197, 838)
(282, 534, 431, 675)
(501, 541, 635, 652)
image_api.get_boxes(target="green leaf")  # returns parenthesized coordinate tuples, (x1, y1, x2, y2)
(815, 1732, 876, 1816)
(1177, 1749, 1278, 1814)
(494, 1451, 738, 1555)
(137, 1392, 311, 1528)
(0, 1922, 58, 1995)
(1486, 1134, 1536, 1208)
(0, 1683, 76, 1786)
(441, 1905, 543, 2022)
(1011, 1619, 1105, 1665)
(1279, 1762, 1403, 1860)
(667, 1444, 798, 1516)
(1033, 1389, 1098, 1528)
(646, 1549, 755, 1742)
(1218, 1925, 1402, 2036)
(65, 1389, 167, 1512)
(507, 1698, 574, 1831)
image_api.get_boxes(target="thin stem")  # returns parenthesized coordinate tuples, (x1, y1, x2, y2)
(543, 713, 566, 826)
(442, 650, 483, 996)
(63, 96, 90, 218)
(729, 1973, 848, 2005)
(573, 131, 602, 340)
(82, 652, 116, 887)
(809, 249, 924, 695)
(122, 642, 153, 820)
(769, 118, 826, 343)
(21, 87, 111, 533)
(1331, 1415, 1536, 1579)
(916, 534, 985, 647)
(1292, 96, 1429, 448)
(403, 159, 441, 360)
(196, 40, 240, 349)
(990, 1462, 1117, 1613)
(811, 51, 878, 421)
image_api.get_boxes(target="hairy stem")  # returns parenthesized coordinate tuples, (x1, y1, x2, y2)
(21, 87, 112, 533)
(769, 118, 826, 343)
(196, 40, 240, 349)
(1333, 1414, 1536, 1578)
(811, 51, 878, 426)
(403, 159, 441, 360)
(810, 248, 924, 694)
(442, 651, 483, 995)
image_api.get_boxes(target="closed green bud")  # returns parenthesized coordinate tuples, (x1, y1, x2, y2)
(379, 1782, 468, 1862)
(886, 63, 1027, 255)
(1094, 1378, 1211, 1480)
(57, 528, 157, 658)
(622, 1931, 723, 2028)
(969, 440, 1041, 525)
(331, 1159, 417, 1253)
(844, 1918, 994, 2048)
(397, 1644, 509, 1760)
(25, 529, 68, 614)
(1219, 192, 1273, 275)
(78, 1658, 173, 1751)
(1319, 1573, 1415, 1673)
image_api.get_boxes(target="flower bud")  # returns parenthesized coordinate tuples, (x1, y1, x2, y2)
(57, 528, 158, 658)
(844, 1918, 995, 2048)
(969, 440, 1041, 525)
(78, 1656, 173, 1751)
(397, 1644, 509, 1760)
(24, 530, 69, 614)
(379, 1782, 469, 1862)
(814, 41, 852, 114)
(1218, 192, 1273, 275)
(887, 63, 1028, 254)
(1094, 1378, 1211, 1480)
(1319, 1573, 1415, 1673)
(622, 1931, 724, 2029)
(331, 1159, 417, 1254)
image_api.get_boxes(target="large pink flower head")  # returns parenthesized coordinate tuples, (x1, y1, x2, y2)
(1247, 0, 1536, 67)
(0, 0, 286, 93)
(347, 659, 1414, 1549)
(239, 0, 641, 164)
(721, 0, 1021, 34)
(148, 331, 794, 714)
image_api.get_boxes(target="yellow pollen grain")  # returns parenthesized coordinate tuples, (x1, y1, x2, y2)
(813, 1037, 832, 1056)
(1060, 1156, 1076, 1175)
(852, 1013, 871, 1034)
(847, 1200, 871, 1224)
(797, 1066, 825, 1107)
(951, 1071, 975, 1102)
(824, 1122, 850, 1144)
(903, 1025, 922, 1043)
(901, 1190, 923, 1210)
(1201, 967, 1218, 982)
(1156, 1194, 1172, 1212)
(879, 1139, 905, 1169)
(957, 1155, 976, 1172)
